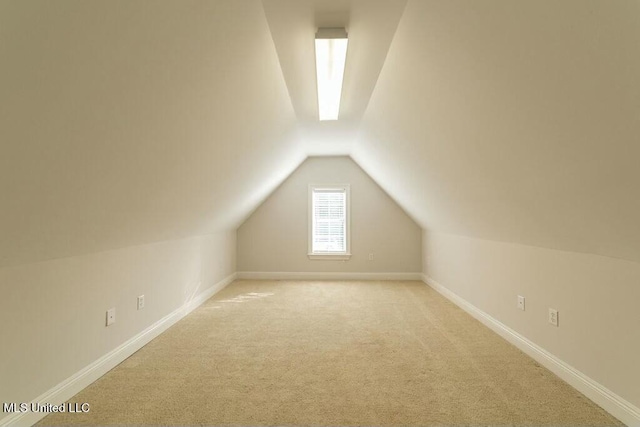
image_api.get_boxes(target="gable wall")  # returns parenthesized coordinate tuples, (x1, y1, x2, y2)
(238, 156, 422, 275)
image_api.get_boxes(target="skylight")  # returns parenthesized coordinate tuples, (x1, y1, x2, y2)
(315, 28, 348, 121)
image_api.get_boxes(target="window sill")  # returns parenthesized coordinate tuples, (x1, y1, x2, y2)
(308, 253, 352, 260)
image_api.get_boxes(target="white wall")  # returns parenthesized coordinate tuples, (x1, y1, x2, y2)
(238, 156, 421, 275)
(423, 231, 640, 412)
(0, 231, 235, 408)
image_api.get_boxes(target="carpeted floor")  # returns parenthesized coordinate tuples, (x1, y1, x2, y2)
(38, 280, 623, 426)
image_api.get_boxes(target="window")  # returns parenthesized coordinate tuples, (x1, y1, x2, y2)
(308, 185, 351, 260)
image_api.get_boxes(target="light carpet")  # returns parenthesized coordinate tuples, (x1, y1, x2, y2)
(38, 280, 623, 426)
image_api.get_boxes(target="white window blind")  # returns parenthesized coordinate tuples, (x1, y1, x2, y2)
(311, 188, 347, 254)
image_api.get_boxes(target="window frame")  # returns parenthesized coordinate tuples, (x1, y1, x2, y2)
(308, 184, 351, 260)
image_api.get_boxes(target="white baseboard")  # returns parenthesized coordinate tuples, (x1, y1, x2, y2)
(422, 274, 640, 427)
(0, 273, 237, 427)
(237, 271, 423, 281)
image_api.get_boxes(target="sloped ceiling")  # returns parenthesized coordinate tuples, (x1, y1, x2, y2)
(354, 0, 640, 262)
(2, 0, 639, 267)
(0, 0, 304, 267)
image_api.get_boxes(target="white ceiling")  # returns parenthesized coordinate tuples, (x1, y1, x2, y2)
(2, 0, 639, 266)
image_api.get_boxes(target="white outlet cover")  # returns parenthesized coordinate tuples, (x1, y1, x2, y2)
(549, 308, 559, 326)
(517, 295, 525, 311)
(106, 308, 116, 326)
(137, 295, 145, 310)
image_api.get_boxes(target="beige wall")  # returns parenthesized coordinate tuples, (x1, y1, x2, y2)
(238, 156, 421, 274)
(0, 231, 235, 407)
(423, 231, 640, 410)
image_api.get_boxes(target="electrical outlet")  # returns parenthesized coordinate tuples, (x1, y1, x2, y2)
(137, 295, 145, 310)
(548, 308, 559, 326)
(106, 308, 116, 326)
(368, 253, 374, 261)
(517, 295, 525, 311)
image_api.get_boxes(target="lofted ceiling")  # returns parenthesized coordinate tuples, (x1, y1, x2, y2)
(0, 0, 304, 267)
(1, 0, 639, 267)
(354, 0, 640, 262)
